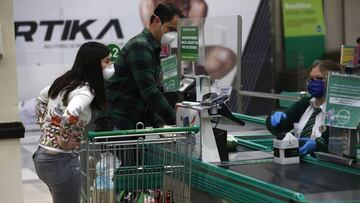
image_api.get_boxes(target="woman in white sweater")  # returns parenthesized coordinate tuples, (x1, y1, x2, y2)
(33, 41, 114, 203)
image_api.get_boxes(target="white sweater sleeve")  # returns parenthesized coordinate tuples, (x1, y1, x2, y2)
(35, 86, 50, 126)
(37, 86, 50, 103)
(64, 85, 94, 117)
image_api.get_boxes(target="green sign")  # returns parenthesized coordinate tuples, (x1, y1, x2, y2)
(180, 26, 199, 61)
(107, 43, 121, 62)
(161, 55, 180, 92)
(340, 45, 356, 66)
(282, 0, 325, 37)
(325, 72, 360, 129)
(282, 0, 325, 69)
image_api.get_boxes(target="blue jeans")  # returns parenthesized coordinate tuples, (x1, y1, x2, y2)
(33, 147, 80, 203)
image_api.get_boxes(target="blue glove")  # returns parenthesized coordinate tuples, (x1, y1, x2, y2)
(270, 112, 287, 127)
(299, 138, 316, 156)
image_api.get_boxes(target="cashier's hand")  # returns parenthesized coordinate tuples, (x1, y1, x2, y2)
(270, 112, 287, 127)
(299, 138, 316, 156)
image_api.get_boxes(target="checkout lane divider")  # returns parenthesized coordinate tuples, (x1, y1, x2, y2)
(232, 112, 267, 125)
(231, 113, 360, 176)
(230, 112, 274, 151)
(191, 169, 282, 203)
(191, 158, 306, 202)
(304, 156, 360, 176)
(233, 137, 272, 152)
(246, 138, 274, 146)
(235, 136, 360, 176)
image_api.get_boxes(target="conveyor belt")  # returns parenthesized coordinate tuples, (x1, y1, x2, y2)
(194, 114, 360, 202)
(228, 162, 360, 201)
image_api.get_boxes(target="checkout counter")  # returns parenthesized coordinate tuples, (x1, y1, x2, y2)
(187, 114, 360, 203)
(171, 16, 360, 202)
(170, 81, 360, 202)
(173, 74, 360, 202)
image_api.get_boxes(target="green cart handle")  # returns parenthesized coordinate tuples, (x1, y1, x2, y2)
(87, 125, 200, 139)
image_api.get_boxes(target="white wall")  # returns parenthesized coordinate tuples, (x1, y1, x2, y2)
(324, 0, 344, 52)
(324, 0, 360, 52)
(344, 0, 360, 45)
(0, 0, 24, 202)
(0, 0, 20, 122)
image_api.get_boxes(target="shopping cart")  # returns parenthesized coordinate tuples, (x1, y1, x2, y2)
(80, 125, 199, 203)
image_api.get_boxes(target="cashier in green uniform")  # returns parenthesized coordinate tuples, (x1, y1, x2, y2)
(266, 60, 343, 156)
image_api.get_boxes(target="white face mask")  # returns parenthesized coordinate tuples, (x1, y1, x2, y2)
(161, 31, 176, 45)
(154, 14, 177, 45)
(102, 64, 115, 80)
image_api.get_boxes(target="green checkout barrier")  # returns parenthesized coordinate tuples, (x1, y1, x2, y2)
(202, 113, 359, 202)
(279, 91, 305, 108)
(87, 116, 360, 203)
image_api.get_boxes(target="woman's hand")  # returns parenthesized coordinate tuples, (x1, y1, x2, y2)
(55, 135, 80, 151)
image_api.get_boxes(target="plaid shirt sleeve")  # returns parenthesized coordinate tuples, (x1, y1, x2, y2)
(145, 107, 165, 127)
(127, 42, 175, 125)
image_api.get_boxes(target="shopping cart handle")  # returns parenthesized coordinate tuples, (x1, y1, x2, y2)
(87, 125, 200, 139)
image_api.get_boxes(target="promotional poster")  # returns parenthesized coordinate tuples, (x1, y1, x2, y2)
(14, 0, 260, 126)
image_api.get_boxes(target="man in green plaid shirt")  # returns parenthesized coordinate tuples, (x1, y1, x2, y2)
(95, 4, 183, 131)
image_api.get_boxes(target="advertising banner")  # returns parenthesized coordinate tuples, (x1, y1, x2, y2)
(161, 55, 180, 92)
(340, 45, 357, 66)
(282, 0, 324, 37)
(14, 0, 261, 125)
(282, 0, 325, 69)
(325, 72, 360, 129)
(107, 43, 122, 63)
(180, 26, 199, 61)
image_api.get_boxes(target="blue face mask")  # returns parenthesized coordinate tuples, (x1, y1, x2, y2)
(308, 80, 325, 98)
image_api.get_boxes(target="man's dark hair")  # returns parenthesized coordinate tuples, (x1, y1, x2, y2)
(150, 3, 184, 24)
(357, 36, 360, 44)
(48, 42, 109, 110)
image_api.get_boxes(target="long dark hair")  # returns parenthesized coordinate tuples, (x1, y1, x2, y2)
(48, 41, 109, 110)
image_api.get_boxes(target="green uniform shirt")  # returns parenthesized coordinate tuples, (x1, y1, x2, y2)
(98, 28, 176, 129)
(266, 97, 329, 152)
